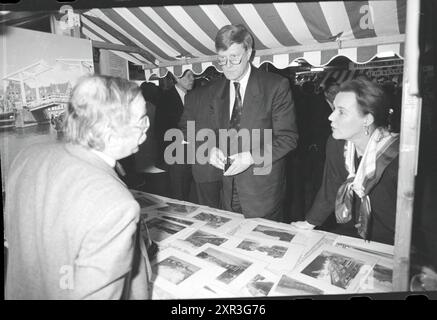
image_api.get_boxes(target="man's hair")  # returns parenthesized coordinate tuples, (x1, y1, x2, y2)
(339, 78, 391, 129)
(215, 24, 254, 52)
(63, 75, 142, 151)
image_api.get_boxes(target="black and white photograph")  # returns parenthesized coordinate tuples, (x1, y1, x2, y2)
(152, 255, 201, 285)
(2, 0, 437, 301)
(183, 229, 230, 248)
(272, 274, 324, 296)
(358, 259, 394, 293)
(239, 273, 276, 297)
(144, 217, 189, 244)
(151, 248, 226, 298)
(191, 212, 231, 229)
(157, 202, 199, 215)
(196, 246, 254, 285)
(292, 245, 378, 293)
(130, 189, 167, 210)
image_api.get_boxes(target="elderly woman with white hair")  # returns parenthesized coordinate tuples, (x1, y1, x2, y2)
(5, 75, 151, 299)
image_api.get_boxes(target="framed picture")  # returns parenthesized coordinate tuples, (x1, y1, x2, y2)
(146, 211, 207, 229)
(290, 244, 378, 294)
(130, 189, 167, 211)
(270, 274, 324, 297)
(195, 244, 267, 292)
(151, 248, 225, 298)
(333, 235, 394, 260)
(156, 201, 200, 215)
(235, 269, 280, 298)
(142, 216, 193, 246)
(235, 219, 304, 243)
(222, 235, 305, 273)
(187, 210, 243, 233)
(170, 228, 235, 255)
(357, 258, 394, 293)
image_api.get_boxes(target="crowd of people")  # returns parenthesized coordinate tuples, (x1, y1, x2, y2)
(4, 24, 436, 299)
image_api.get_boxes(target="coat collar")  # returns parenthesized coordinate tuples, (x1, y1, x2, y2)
(64, 143, 122, 182)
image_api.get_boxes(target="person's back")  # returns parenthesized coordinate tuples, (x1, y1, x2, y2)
(5, 142, 146, 299)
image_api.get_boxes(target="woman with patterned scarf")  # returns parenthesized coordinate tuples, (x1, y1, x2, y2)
(292, 78, 399, 245)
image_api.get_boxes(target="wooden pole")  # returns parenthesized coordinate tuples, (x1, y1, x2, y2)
(393, 0, 422, 291)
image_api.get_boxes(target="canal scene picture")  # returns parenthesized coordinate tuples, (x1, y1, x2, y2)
(0, 26, 94, 188)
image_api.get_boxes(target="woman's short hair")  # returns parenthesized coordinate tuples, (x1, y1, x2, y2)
(339, 78, 392, 130)
(63, 75, 142, 151)
(215, 24, 254, 52)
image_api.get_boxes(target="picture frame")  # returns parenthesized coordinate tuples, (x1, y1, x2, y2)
(187, 209, 244, 234)
(169, 228, 236, 255)
(150, 247, 226, 298)
(270, 274, 324, 297)
(290, 244, 378, 294)
(221, 234, 305, 273)
(130, 189, 167, 211)
(194, 244, 268, 292)
(142, 216, 193, 246)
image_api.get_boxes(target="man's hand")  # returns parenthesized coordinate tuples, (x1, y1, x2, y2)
(291, 220, 316, 230)
(209, 147, 226, 170)
(223, 151, 254, 176)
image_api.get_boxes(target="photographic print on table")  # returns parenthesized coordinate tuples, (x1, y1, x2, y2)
(157, 201, 199, 215)
(194, 244, 268, 293)
(271, 274, 324, 296)
(169, 228, 234, 255)
(251, 224, 296, 242)
(188, 210, 243, 233)
(144, 217, 191, 245)
(237, 271, 279, 297)
(130, 189, 166, 210)
(151, 248, 225, 298)
(153, 255, 201, 285)
(333, 235, 394, 260)
(292, 245, 377, 294)
(358, 258, 393, 293)
(196, 246, 254, 285)
(158, 213, 206, 228)
(222, 235, 304, 273)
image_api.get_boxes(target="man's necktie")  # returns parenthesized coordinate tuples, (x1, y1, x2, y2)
(228, 82, 243, 213)
(229, 82, 243, 130)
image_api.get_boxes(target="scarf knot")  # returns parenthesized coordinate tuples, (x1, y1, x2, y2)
(335, 128, 399, 240)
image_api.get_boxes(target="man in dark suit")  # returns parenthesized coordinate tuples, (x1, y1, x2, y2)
(306, 78, 339, 208)
(207, 24, 298, 222)
(156, 70, 194, 201)
(179, 80, 224, 208)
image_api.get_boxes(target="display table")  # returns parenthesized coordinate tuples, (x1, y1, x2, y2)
(131, 190, 395, 299)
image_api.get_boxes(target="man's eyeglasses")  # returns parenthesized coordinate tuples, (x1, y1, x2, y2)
(217, 54, 244, 66)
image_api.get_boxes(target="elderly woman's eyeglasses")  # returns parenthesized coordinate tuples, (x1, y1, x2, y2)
(131, 116, 150, 133)
(217, 54, 244, 66)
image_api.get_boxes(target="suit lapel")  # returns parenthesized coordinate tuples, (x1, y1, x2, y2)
(210, 78, 230, 128)
(241, 67, 262, 128)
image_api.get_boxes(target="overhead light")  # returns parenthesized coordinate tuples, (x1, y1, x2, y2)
(376, 51, 396, 58)
(0, 11, 11, 15)
(310, 67, 324, 72)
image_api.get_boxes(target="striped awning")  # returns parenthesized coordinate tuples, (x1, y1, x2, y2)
(81, 1, 406, 79)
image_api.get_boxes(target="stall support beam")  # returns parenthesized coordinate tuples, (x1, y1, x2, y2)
(393, 0, 422, 291)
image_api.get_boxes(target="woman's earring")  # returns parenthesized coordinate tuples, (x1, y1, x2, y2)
(364, 125, 369, 136)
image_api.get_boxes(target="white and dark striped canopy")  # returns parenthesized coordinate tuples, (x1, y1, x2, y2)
(81, 1, 406, 79)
